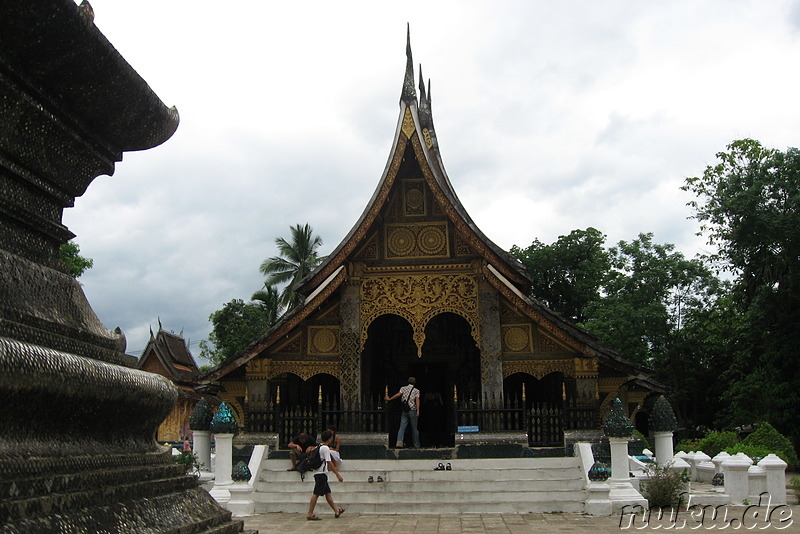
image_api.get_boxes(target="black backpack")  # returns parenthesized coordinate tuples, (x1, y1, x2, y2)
(297, 445, 324, 475)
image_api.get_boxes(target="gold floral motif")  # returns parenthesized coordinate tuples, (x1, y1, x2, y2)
(360, 272, 480, 357)
(401, 107, 416, 139)
(385, 222, 449, 258)
(422, 128, 433, 149)
(539, 334, 565, 353)
(403, 180, 426, 216)
(502, 359, 576, 379)
(502, 324, 532, 353)
(308, 326, 340, 355)
(574, 357, 599, 377)
(270, 360, 340, 381)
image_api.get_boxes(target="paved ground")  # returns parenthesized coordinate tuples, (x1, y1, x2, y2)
(243, 506, 800, 533)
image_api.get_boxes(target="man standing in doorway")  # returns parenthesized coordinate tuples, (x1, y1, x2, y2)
(385, 377, 420, 448)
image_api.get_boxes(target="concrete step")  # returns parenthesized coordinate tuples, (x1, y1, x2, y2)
(253, 456, 587, 515)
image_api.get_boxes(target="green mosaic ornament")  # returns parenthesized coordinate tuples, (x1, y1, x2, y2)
(210, 402, 237, 434)
(189, 398, 213, 431)
(603, 397, 633, 437)
(649, 395, 677, 432)
(232, 461, 251, 482)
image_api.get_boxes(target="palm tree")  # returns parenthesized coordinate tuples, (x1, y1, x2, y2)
(251, 284, 282, 327)
(260, 223, 326, 310)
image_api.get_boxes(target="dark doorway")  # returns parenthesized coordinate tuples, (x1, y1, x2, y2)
(362, 312, 479, 448)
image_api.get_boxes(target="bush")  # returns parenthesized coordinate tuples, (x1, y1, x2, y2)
(695, 430, 740, 458)
(675, 438, 701, 452)
(173, 451, 202, 474)
(640, 462, 691, 508)
(790, 477, 800, 503)
(742, 422, 798, 470)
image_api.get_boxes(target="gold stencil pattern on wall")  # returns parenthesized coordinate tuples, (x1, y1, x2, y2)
(308, 326, 340, 355)
(360, 272, 480, 357)
(385, 222, 449, 259)
(502, 324, 532, 353)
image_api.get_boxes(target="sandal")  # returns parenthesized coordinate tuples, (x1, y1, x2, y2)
(446, 462, 452, 470)
(377, 476, 384, 482)
(368, 475, 374, 482)
(307, 515, 321, 521)
(335, 508, 346, 518)
(434, 463, 445, 471)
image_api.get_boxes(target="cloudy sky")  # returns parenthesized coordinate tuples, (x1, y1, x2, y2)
(65, 0, 800, 364)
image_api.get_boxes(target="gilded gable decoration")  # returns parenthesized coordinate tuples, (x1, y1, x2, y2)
(247, 359, 340, 381)
(403, 179, 427, 216)
(308, 326, 340, 356)
(502, 324, 532, 353)
(385, 222, 449, 259)
(574, 357, 599, 377)
(539, 334, 565, 353)
(360, 270, 480, 357)
(401, 107, 416, 139)
(268, 331, 303, 355)
(502, 358, 576, 379)
(354, 231, 378, 260)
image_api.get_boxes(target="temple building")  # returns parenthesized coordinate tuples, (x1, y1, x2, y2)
(138, 324, 204, 442)
(202, 31, 662, 449)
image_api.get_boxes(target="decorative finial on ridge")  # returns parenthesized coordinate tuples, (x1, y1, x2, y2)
(400, 23, 417, 105)
(418, 64, 431, 125)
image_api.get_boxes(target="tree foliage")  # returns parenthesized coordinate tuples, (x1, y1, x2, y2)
(59, 240, 93, 279)
(510, 227, 609, 323)
(684, 138, 800, 442)
(259, 223, 326, 310)
(199, 298, 279, 365)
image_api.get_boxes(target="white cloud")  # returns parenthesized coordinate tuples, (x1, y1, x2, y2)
(64, 0, 800, 362)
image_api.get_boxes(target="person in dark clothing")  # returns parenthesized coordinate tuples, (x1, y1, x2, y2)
(287, 431, 317, 471)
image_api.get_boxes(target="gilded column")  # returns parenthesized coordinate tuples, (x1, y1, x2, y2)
(478, 278, 502, 408)
(339, 280, 361, 410)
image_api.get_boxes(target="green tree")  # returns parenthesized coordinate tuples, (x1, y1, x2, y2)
(259, 223, 326, 310)
(583, 233, 717, 367)
(59, 240, 93, 279)
(510, 227, 610, 323)
(251, 284, 282, 326)
(684, 138, 800, 441)
(199, 298, 278, 365)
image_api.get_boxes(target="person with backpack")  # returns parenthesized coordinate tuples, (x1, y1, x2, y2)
(385, 377, 420, 448)
(306, 430, 345, 521)
(287, 432, 316, 471)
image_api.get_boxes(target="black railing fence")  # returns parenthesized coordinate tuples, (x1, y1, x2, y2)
(246, 392, 598, 448)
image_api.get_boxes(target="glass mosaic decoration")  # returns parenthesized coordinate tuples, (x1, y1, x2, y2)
(232, 461, 251, 482)
(603, 397, 633, 437)
(210, 402, 237, 434)
(189, 398, 213, 431)
(649, 395, 678, 432)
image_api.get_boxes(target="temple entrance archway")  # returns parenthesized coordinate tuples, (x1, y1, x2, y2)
(362, 312, 480, 447)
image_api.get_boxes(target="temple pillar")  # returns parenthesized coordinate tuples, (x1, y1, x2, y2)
(478, 279, 502, 408)
(339, 280, 361, 410)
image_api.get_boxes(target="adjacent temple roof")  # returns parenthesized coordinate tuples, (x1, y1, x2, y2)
(138, 323, 200, 386)
(203, 27, 657, 385)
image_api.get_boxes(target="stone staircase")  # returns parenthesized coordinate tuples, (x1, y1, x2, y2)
(253, 456, 587, 514)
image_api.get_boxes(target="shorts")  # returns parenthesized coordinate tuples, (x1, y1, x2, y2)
(313, 473, 331, 496)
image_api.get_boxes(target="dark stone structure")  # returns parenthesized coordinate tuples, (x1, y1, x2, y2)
(649, 395, 678, 432)
(0, 2, 242, 531)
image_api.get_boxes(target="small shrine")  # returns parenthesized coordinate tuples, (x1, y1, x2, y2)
(201, 29, 663, 449)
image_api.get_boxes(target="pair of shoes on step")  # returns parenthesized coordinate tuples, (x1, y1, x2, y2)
(367, 475, 384, 483)
(434, 462, 452, 471)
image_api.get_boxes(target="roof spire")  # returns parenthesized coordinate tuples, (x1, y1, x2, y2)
(418, 64, 431, 127)
(400, 23, 417, 105)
